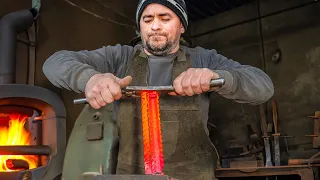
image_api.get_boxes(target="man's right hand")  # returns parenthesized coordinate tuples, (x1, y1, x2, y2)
(85, 73, 132, 109)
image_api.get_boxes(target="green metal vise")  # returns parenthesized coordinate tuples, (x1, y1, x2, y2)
(61, 104, 119, 180)
(80, 174, 174, 180)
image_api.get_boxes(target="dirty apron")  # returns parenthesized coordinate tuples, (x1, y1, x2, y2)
(115, 50, 217, 180)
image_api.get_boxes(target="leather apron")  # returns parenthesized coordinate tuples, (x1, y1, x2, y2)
(115, 49, 218, 180)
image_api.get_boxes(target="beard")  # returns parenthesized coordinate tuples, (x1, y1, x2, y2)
(142, 32, 179, 56)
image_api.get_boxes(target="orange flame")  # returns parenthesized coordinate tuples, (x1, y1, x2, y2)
(0, 114, 38, 171)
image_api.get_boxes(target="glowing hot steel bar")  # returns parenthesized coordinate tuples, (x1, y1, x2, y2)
(141, 91, 164, 175)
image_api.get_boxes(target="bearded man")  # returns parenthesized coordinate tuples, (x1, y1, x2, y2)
(43, 0, 274, 179)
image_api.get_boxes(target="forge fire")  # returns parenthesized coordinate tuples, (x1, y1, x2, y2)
(0, 114, 38, 171)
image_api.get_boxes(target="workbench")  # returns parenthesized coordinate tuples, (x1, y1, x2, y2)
(215, 165, 317, 180)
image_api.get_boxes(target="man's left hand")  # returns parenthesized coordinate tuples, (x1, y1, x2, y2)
(169, 68, 220, 96)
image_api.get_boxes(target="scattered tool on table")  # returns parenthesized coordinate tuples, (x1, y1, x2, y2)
(288, 158, 320, 166)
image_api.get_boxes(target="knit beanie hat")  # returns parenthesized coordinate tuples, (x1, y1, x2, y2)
(136, 0, 188, 31)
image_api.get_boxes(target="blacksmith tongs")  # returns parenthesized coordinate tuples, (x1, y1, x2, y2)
(73, 78, 225, 105)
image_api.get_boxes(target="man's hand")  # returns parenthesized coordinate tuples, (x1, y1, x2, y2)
(85, 73, 132, 109)
(169, 68, 220, 96)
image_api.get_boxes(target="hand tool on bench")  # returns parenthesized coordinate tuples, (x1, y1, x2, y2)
(288, 158, 320, 165)
(73, 78, 225, 104)
(272, 100, 281, 166)
(259, 104, 273, 167)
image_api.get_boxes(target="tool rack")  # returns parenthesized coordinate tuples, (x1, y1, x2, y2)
(215, 106, 320, 180)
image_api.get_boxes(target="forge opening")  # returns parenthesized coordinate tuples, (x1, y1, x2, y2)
(0, 105, 47, 172)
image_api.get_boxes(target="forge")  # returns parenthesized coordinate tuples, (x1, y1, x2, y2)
(0, 85, 66, 180)
(0, 5, 67, 180)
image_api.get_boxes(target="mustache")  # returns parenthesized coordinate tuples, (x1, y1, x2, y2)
(147, 32, 168, 37)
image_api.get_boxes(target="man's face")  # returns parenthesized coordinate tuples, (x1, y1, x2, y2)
(139, 3, 185, 56)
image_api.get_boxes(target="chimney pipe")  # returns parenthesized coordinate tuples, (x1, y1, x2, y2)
(0, 9, 36, 84)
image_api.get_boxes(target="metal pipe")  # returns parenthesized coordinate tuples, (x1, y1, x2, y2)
(32, 0, 41, 12)
(0, 9, 35, 84)
(0, 145, 51, 155)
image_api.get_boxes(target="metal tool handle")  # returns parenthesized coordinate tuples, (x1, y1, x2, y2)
(272, 100, 278, 134)
(73, 98, 90, 105)
(259, 104, 268, 137)
(73, 78, 225, 105)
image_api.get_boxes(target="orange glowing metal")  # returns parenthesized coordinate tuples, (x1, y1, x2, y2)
(141, 91, 164, 174)
(141, 92, 152, 174)
(0, 114, 38, 171)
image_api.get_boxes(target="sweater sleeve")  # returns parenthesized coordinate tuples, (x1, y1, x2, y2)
(195, 47, 274, 105)
(42, 44, 133, 93)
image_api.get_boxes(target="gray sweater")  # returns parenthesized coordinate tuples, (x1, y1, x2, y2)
(43, 44, 274, 105)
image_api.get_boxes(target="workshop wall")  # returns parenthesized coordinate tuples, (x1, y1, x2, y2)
(2, 0, 319, 161)
(0, 0, 138, 138)
(190, 0, 320, 159)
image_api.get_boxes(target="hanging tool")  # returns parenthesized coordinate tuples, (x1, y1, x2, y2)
(259, 104, 273, 167)
(282, 133, 291, 156)
(272, 100, 281, 166)
(247, 124, 261, 151)
(73, 78, 225, 104)
(305, 111, 320, 149)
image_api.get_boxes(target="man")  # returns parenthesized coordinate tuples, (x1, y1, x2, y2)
(43, 0, 274, 179)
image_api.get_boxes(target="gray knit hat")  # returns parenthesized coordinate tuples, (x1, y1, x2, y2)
(136, 0, 188, 31)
